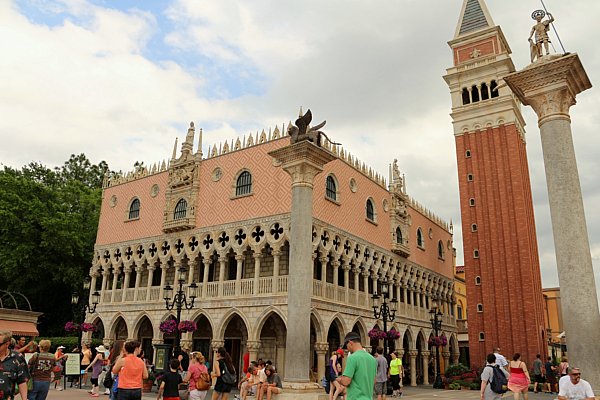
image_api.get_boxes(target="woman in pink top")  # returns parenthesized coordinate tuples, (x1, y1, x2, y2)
(559, 356, 569, 377)
(112, 340, 148, 400)
(185, 352, 210, 400)
(507, 353, 531, 400)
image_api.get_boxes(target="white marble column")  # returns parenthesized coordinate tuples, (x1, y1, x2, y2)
(342, 263, 350, 303)
(187, 259, 196, 284)
(422, 351, 430, 385)
(110, 266, 119, 302)
(319, 256, 328, 297)
(505, 54, 600, 392)
(123, 266, 132, 291)
(246, 341, 261, 364)
(314, 343, 329, 384)
(272, 249, 281, 292)
(409, 350, 417, 387)
(218, 256, 227, 296)
(235, 254, 244, 296)
(145, 265, 155, 301)
(158, 263, 168, 300)
(353, 266, 360, 304)
(269, 140, 335, 384)
(201, 259, 211, 298)
(253, 253, 262, 295)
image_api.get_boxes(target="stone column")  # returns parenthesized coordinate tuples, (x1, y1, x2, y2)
(342, 263, 350, 303)
(442, 352, 450, 375)
(269, 140, 335, 384)
(253, 253, 262, 295)
(421, 351, 430, 385)
(123, 265, 132, 291)
(235, 254, 244, 296)
(146, 265, 155, 301)
(89, 274, 97, 301)
(187, 259, 196, 284)
(319, 256, 328, 297)
(134, 265, 143, 301)
(201, 259, 211, 298)
(451, 352, 459, 365)
(158, 263, 168, 300)
(353, 267, 360, 304)
(332, 259, 339, 288)
(272, 249, 281, 292)
(110, 266, 119, 302)
(505, 54, 600, 392)
(409, 350, 418, 387)
(218, 255, 227, 296)
(246, 341, 261, 364)
(314, 342, 329, 384)
(211, 339, 225, 378)
(101, 269, 110, 292)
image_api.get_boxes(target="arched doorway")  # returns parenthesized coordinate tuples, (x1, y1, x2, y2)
(416, 332, 425, 384)
(402, 331, 411, 386)
(258, 313, 287, 376)
(327, 319, 343, 354)
(192, 315, 213, 365)
(113, 317, 128, 341)
(223, 314, 248, 375)
(91, 317, 105, 341)
(136, 316, 154, 363)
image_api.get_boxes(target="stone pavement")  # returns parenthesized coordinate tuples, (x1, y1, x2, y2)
(36, 385, 562, 400)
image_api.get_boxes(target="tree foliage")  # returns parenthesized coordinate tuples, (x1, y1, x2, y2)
(0, 154, 110, 335)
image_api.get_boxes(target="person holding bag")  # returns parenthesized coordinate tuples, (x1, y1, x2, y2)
(185, 352, 210, 400)
(211, 347, 236, 400)
(27, 339, 56, 400)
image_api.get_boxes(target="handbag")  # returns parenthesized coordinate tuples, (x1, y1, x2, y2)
(195, 371, 211, 391)
(221, 364, 236, 385)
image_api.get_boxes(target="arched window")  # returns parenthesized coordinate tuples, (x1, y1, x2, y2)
(326, 175, 337, 201)
(174, 199, 187, 220)
(481, 82, 490, 100)
(479, 332, 485, 341)
(395, 227, 403, 244)
(417, 228, 424, 248)
(477, 303, 483, 312)
(457, 303, 464, 320)
(490, 80, 499, 98)
(236, 171, 252, 196)
(471, 84, 480, 102)
(366, 198, 375, 221)
(469, 198, 475, 206)
(461, 88, 470, 105)
(473, 249, 480, 258)
(465, 150, 471, 158)
(475, 276, 481, 285)
(438, 240, 444, 259)
(471, 223, 478, 232)
(128, 198, 140, 219)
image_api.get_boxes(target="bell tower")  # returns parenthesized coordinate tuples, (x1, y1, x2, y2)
(443, 0, 546, 367)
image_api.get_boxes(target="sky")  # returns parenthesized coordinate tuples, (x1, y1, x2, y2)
(1, 0, 599, 297)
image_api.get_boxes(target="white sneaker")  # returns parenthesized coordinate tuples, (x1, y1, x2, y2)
(56, 387, 63, 391)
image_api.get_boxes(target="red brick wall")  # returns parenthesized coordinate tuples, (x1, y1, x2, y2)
(455, 123, 546, 368)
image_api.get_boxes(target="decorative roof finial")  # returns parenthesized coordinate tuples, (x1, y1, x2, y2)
(171, 137, 178, 160)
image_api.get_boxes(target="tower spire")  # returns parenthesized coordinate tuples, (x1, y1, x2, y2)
(454, 0, 494, 38)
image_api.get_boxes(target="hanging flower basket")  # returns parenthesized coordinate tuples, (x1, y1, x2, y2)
(428, 336, 448, 347)
(386, 329, 401, 340)
(178, 320, 197, 333)
(159, 320, 178, 335)
(80, 322, 97, 333)
(64, 321, 80, 333)
(368, 328, 387, 340)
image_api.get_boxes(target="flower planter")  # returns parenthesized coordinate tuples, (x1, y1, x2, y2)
(142, 380, 154, 393)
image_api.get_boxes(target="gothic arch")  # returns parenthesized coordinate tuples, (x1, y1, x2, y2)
(252, 306, 288, 340)
(310, 311, 325, 343)
(189, 309, 216, 333)
(131, 312, 154, 338)
(215, 308, 251, 340)
(402, 326, 415, 350)
(349, 317, 368, 344)
(327, 313, 347, 339)
(109, 314, 129, 340)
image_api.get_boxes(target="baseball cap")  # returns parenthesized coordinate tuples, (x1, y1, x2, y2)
(342, 332, 361, 349)
(57, 346, 65, 349)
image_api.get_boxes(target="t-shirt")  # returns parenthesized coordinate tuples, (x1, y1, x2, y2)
(178, 351, 190, 371)
(257, 368, 267, 383)
(389, 358, 402, 376)
(243, 353, 250, 374)
(29, 352, 57, 382)
(0, 350, 29, 398)
(162, 371, 183, 397)
(188, 362, 208, 391)
(558, 377, 595, 399)
(481, 364, 509, 400)
(494, 353, 508, 368)
(545, 361, 555, 377)
(267, 373, 283, 389)
(533, 359, 543, 375)
(342, 349, 377, 400)
(375, 355, 388, 383)
(117, 354, 145, 389)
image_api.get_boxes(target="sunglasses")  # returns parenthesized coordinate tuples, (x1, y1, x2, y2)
(571, 373, 581, 377)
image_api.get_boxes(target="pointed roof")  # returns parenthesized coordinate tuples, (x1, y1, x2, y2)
(454, 0, 494, 38)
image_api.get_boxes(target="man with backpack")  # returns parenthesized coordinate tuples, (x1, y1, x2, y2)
(480, 353, 509, 399)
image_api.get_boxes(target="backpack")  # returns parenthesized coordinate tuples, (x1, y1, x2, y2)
(488, 365, 508, 394)
(195, 371, 211, 391)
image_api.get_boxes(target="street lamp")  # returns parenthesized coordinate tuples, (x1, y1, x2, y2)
(163, 266, 198, 355)
(71, 275, 101, 346)
(372, 279, 398, 357)
(429, 300, 443, 389)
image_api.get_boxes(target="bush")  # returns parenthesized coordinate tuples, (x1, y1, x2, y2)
(470, 382, 480, 390)
(449, 382, 461, 390)
(445, 363, 470, 377)
(37, 337, 104, 352)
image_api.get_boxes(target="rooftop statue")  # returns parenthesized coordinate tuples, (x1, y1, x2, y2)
(288, 109, 326, 146)
(528, 10, 555, 62)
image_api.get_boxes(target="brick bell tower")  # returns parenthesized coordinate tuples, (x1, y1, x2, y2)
(443, 0, 546, 368)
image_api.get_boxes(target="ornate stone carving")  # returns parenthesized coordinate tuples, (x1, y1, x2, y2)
(527, 89, 575, 123)
(528, 10, 555, 62)
(287, 109, 327, 146)
(314, 342, 329, 353)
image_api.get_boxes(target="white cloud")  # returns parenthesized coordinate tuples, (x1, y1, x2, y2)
(1, 0, 599, 299)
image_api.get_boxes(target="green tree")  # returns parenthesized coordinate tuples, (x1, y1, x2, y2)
(0, 154, 109, 335)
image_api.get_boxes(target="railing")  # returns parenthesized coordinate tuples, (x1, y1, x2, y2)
(258, 277, 272, 294)
(313, 281, 322, 297)
(205, 282, 218, 298)
(276, 276, 288, 293)
(113, 289, 123, 302)
(325, 284, 335, 300)
(149, 287, 160, 301)
(348, 289, 357, 305)
(336, 288, 346, 302)
(103, 291, 112, 303)
(136, 288, 146, 301)
(240, 279, 253, 296)
(125, 289, 135, 302)
(222, 281, 235, 297)
(456, 320, 468, 333)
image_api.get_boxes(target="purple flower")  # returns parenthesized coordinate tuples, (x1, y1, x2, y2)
(159, 319, 178, 334)
(178, 320, 197, 333)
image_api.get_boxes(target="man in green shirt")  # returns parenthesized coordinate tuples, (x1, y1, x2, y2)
(337, 332, 377, 400)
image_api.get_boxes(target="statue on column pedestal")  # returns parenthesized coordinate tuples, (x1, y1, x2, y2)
(528, 10, 555, 62)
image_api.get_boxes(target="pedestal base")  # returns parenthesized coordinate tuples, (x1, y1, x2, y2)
(278, 382, 327, 400)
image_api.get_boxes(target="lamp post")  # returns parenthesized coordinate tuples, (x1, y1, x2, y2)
(371, 280, 398, 357)
(163, 266, 198, 355)
(71, 275, 101, 345)
(429, 301, 443, 389)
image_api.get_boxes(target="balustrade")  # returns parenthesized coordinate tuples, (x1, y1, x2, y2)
(277, 276, 288, 293)
(149, 287, 160, 301)
(124, 288, 135, 302)
(258, 277, 273, 294)
(205, 282, 219, 298)
(240, 279, 253, 296)
(222, 281, 236, 297)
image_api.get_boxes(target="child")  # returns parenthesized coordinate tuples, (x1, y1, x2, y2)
(158, 359, 183, 400)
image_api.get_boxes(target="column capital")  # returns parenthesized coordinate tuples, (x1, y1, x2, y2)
(331, 259, 340, 268)
(442, 351, 451, 358)
(246, 341, 261, 351)
(271, 250, 282, 257)
(202, 258, 212, 266)
(408, 350, 419, 357)
(268, 141, 336, 188)
(134, 265, 144, 273)
(235, 254, 245, 261)
(314, 342, 329, 353)
(218, 255, 228, 263)
(504, 53, 591, 125)
(421, 350, 431, 357)
(319, 256, 329, 263)
(211, 340, 225, 350)
(252, 253, 263, 260)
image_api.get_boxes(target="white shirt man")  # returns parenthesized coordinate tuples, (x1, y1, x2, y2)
(558, 368, 595, 400)
(493, 348, 508, 371)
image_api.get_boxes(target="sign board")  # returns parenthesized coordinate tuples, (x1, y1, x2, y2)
(64, 353, 81, 376)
